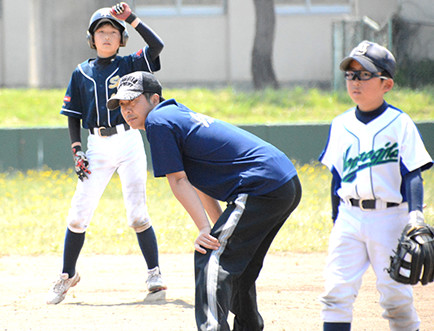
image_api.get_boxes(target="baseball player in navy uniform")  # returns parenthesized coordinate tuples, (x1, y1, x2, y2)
(319, 41, 433, 330)
(47, 3, 166, 305)
(106, 71, 302, 331)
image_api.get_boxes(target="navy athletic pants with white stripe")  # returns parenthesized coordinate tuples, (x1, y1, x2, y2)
(194, 175, 302, 331)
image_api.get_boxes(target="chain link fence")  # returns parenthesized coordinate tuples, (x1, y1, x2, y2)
(392, 16, 434, 88)
(332, 15, 434, 89)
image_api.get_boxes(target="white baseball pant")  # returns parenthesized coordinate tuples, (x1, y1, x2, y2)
(66, 128, 151, 233)
(320, 203, 420, 331)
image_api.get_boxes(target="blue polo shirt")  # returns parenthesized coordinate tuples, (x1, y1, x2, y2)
(145, 99, 297, 202)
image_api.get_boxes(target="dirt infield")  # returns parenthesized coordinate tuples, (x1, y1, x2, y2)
(0, 253, 432, 331)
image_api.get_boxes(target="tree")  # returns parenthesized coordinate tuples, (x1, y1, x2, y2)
(251, 0, 279, 89)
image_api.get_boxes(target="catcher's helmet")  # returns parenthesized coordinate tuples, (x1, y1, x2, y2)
(86, 7, 129, 49)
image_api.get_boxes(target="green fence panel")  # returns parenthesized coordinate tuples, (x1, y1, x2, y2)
(0, 122, 432, 171)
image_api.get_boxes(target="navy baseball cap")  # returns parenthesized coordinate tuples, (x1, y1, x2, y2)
(107, 71, 163, 110)
(340, 40, 396, 78)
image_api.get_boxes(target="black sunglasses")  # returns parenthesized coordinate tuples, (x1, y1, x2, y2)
(344, 71, 388, 81)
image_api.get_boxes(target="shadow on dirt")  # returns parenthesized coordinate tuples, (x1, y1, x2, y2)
(65, 290, 193, 308)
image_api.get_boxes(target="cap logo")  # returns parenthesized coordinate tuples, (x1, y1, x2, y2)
(100, 11, 111, 18)
(119, 76, 139, 88)
(353, 41, 370, 56)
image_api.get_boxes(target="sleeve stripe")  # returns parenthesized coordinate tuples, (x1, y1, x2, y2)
(61, 108, 82, 116)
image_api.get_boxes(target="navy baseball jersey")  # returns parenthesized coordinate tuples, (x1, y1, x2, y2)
(61, 47, 160, 129)
(145, 99, 297, 202)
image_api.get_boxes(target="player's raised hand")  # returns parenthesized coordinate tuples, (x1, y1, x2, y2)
(72, 146, 91, 181)
(110, 2, 132, 21)
(194, 228, 220, 254)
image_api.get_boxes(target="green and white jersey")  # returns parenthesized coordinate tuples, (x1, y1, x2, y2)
(320, 104, 432, 204)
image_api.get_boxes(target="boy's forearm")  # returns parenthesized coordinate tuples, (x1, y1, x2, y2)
(404, 168, 424, 213)
(134, 20, 164, 60)
(68, 116, 81, 147)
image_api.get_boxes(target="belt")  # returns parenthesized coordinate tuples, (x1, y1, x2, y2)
(349, 198, 399, 211)
(89, 123, 130, 137)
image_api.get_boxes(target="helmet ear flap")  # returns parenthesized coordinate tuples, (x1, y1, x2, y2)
(86, 31, 96, 49)
(120, 29, 129, 47)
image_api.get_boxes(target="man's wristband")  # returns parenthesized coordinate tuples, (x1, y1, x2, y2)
(126, 13, 138, 24)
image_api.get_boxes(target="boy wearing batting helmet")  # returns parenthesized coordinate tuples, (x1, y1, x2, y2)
(47, 3, 166, 305)
(318, 41, 433, 330)
(107, 71, 302, 331)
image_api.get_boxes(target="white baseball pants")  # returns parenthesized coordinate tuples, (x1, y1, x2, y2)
(66, 128, 151, 233)
(320, 203, 420, 331)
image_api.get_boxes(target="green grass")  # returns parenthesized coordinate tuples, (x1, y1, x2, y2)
(1, 165, 433, 256)
(1, 86, 433, 127)
(0, 86, 432, 255)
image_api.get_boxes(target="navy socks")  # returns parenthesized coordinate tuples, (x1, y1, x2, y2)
(61, 226, 159, 277)
(323, 322, 351, 331)
(62, 228, 85, 277)
(136, 226, 159, 270)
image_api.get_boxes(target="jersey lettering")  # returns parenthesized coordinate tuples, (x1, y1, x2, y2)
(109, 75, 120, 89)
(342, 142, 399, 183)
(190, 112, 214, 128)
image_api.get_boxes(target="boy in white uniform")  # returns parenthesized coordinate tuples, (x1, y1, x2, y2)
(319, 41, 432, 331)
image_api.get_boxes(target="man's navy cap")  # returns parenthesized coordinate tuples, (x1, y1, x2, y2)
(340, 40, 396, 78)
(107, 71, 163, 110)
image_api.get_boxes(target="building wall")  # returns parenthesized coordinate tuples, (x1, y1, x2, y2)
(2, 0, 30, 87)
(1, 0, 431, 88)
(274, 15, 335, 84)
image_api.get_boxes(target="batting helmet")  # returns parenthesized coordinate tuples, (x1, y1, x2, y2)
(86, 7, 129, 49)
